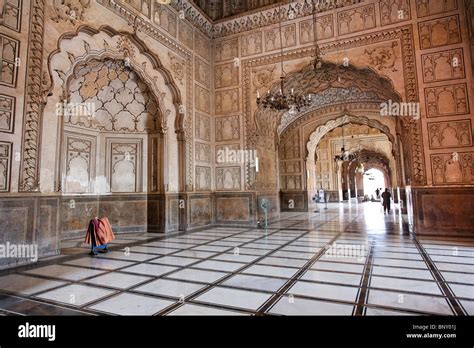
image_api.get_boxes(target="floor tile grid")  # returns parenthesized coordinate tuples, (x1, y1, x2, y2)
(155, 219, 332, 315)
(34, 226, 266, 313)
(0, 228, 259, 315)
(354, 237, 375, 315)
(258, 231, 350, 315)
(413, 237, 468, 316)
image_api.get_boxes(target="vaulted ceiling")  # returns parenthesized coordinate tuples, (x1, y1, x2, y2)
(192, 0, 283, 21)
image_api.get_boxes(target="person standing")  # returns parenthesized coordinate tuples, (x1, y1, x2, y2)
(375, 188, 380, 199)
(381, 188, 391, 213)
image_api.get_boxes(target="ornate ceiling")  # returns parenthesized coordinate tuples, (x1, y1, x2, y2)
(192, 0, 282, 21)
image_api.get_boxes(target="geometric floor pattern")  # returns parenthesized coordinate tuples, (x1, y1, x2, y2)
(0, 202, 472, 316)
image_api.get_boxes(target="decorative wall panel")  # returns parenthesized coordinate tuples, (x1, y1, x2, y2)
(242, 31, 263, 57)
(0, 34, 19, 87)
(418, 15, 461, 49)
(422, 48, 465, 82)
(215, 38, 238, 62)
(64, 135, 95, 193)
(178, 20, 194, 48)
(195, 166, 211, 191)
(1, 0, 21, 31)
(380, 0, 411, 26)
(428, 120, 472, 149)
(215, 89, 240, 115)
(216, 167, 241, 190)
(337, 4, 376, 35)
(195, 85, 211, 114)
(299, 14, 334, 44)
(195, 142, 211, 163)
(109, 141, 141, 193)
(195, 113, 211, 141)
(119, 0, 151, 17)
(0, 141, 11, 192)
(425, 83, 469, 117)
(153, 3, 177, 37)
(0, 94, 14, 133)
(431, 152, 474, 185)
(215, 115, 240, 142)
(264, 24, 296, 52)
(195, 57, 211, 88)
(416, 0, 457, 18)
(195, 30, 211, 61)
(214, 63, 239, 89)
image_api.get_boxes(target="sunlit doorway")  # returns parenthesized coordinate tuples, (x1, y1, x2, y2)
(363, 168, 386, 199)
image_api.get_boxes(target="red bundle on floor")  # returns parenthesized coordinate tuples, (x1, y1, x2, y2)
(85, 217, 116, 247)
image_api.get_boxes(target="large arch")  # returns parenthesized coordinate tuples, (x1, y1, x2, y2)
(43, 25, 186, 235)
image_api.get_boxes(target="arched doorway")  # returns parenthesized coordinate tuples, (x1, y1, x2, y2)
(45, 26, 186, 239)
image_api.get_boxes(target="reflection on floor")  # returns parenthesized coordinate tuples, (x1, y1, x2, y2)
(0, 202, 472, 315)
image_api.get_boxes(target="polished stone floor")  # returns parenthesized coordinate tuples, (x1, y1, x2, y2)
(0, 202, 472, 315)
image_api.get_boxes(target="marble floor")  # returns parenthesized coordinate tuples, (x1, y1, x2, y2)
(0, 202, 472, 316)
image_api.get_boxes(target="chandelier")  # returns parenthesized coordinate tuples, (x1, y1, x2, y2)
(334, 123, 360, 162)
(256, 3, 311, 112)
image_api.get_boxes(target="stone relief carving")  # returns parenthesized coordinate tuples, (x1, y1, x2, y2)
(428, 121, 472, 149)
(422, 48, 465, 82)
(110, 142, 139, 192)
(418, 15, 461, 49)
(252, 65, 276, 92)
(337, 4, 375, 35)
(51, 0, 91, 23)
(168, 52, 185, 86)
(0, 34, 18, 87)
(380, 0, 410, 26)
(242, 31, 263, 57)
(416, 0, 457, 18)
(280, 160, 301, 174)
(195, 85, 210, 114)
(216, 167, 241, 191)
(215, 89, 240, 115)
(216, 115, 240, 142)
(195, 57, 210, 88)
(195, 142, 211, 163)
(215, 38, 238, 62)
(0, 141, 11, 192)
(425, 83, 469, 117)
(364, 42, 398, 72)
(0, 0, 21, 31)
(195, 166, 211, 191)
(215, 63, 239, 89)
(19, 0, 46, 191)
(265, 24, 296, 52)
(0, 94, 15, 133)
(299, 14, 334, 44)
(195, 113, 211, 142)
(153, 3, 177, 37)
(212, 0, 361, 38)
(431, 152, 473, 185)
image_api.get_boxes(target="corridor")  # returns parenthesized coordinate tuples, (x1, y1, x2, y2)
(0, 202, 472, 316)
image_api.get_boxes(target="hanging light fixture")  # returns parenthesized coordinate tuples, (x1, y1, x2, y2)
(256, 4, 311, 112)
(334, 124, 359, 162)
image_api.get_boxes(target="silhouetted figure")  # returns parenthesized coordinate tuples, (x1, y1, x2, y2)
(381, 188, 391, 213)
(375, 188, 380, 199)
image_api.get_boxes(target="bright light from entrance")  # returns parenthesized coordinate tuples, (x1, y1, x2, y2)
(363, 168, 385, 199)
